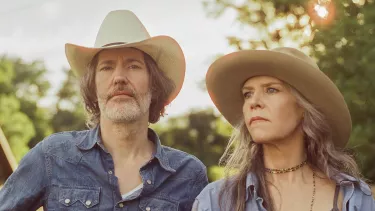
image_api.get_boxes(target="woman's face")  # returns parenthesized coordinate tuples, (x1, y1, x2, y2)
(242, 76, 304, 144)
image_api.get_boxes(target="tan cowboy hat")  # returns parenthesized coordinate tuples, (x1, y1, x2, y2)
(206, 47, 351, 148)
(65, 10, 185, 104)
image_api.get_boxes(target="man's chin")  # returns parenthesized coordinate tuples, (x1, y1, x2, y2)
(109, 96, 135, 103)
(106, 98, 137, 108)
(103, 106, 141, 121)
(105, 112, 140, 123)
(110, 117, 137, 123)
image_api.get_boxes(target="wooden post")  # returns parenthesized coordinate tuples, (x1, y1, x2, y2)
(0, 126, 18, 171)
(0, 126, 43, 210)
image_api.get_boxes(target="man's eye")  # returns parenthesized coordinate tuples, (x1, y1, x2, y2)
(243, 92, 252, 99)
(100, 66, 112, 71)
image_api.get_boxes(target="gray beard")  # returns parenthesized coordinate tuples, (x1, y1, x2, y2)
(98, 91, 152, 123)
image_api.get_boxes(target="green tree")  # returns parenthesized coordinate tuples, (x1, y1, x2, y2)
(310, 0, 375, 180)
(203, 0, 314, 50)
(0, 56, 52, 160)
(152, 108, 232, 181)
(12, 58, 54, 148)
(204, 0, 375, 181)
(51, 68, 87, 132)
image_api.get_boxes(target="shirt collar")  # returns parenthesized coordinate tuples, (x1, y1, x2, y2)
(148, 128, 176, 173)
(334, 172, 358, 184)
(76, 126, 176, 173)
(244, 171, 371, 201)
(76, 126, 99, 150)
(245, 172, 259, 201)
(333, 173, 371, 194)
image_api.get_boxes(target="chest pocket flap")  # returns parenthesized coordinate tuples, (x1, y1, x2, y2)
(59, 187, 100, 208)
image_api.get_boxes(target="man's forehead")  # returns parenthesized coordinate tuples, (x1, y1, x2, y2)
(97, 47, 144, 61)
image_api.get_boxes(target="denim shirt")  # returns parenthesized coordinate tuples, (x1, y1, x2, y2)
(0, 127, 208, 211)
(194, 172, 375, 211)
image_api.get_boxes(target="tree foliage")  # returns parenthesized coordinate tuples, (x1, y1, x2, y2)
(1, 0, 374, 184)
(204, 0, 375, 181)
(51, 68, 86, 133)
(0, 56, 52, 160)
(152, 108, 232, 181)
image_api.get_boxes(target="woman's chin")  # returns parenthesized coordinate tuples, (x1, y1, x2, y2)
(250, 130, 273, 144)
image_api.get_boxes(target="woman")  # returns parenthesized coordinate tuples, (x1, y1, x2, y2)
(193, 47, 374, 211)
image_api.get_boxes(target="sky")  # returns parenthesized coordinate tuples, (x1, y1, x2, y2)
(0, 0, 253, 118)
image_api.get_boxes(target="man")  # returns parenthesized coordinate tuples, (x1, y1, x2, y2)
(0, 10, 208, 210)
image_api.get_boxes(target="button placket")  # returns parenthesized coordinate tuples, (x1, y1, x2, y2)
(140, 167, 154, 195)
(102, 151, 116, 186)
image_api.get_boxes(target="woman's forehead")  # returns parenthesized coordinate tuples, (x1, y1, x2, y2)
(243, 76, 282, 88)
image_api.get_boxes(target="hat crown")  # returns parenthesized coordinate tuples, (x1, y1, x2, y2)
(272, 47, 319, 69)
(94, 10, 151, 47)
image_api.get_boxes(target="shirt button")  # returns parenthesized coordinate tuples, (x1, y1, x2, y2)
(146, 180, 152, 185)
(119, 203, 124, 208)
(64, 199, 70, 204)
(146, 207, 151, 211)
(85, 200, 92, 206)
(108, 170, 113, 174)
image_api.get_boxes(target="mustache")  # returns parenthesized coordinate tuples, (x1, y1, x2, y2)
(106, 85, 137, 101)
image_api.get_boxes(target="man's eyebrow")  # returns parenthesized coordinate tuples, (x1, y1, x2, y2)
(123, 58, 145, 65)
(98, 60, 116, 66)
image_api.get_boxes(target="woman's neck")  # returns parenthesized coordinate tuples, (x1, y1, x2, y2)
(262, 142, 306, 170)
(262, 130, 309, 184)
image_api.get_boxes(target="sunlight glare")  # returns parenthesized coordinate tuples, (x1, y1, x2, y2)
(314, 4, 329, 18)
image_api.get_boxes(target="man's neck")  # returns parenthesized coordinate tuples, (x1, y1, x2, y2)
(99, 116, 154, 161)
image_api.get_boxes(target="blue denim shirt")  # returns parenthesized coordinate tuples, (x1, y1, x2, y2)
(194, 172, 375, 211)
(0, 127, 208, 211)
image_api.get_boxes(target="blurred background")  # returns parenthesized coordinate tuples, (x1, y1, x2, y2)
(0, 0, 374, 193)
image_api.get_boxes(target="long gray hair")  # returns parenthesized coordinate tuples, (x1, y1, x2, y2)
(218, 84, 361, 211)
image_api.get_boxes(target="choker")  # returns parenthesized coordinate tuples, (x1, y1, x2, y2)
(265, 160, 307, 174)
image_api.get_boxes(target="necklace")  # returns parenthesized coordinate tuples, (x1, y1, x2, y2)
(264, 160, 307, 174)
(265, 160, 315, 210)
(310, 171, 316, 211)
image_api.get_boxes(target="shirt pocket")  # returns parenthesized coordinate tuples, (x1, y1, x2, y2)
(58, 186, 100, 211)
(139, 196, 179, 211)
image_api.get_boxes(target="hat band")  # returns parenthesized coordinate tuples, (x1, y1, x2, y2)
(102, 42, 127, 47)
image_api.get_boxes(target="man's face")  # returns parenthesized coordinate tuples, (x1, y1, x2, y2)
(95, 47, 151, 123)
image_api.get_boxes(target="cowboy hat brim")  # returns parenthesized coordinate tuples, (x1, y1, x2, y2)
(65, 35, 185, 105)
(206, 50, 351, 148)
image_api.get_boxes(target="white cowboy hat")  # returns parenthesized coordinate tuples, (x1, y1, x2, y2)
(206, 47, 351, 148)
(65, 10, 186, 104)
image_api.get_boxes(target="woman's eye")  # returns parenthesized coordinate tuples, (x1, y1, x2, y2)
(267, 87, 279, 93)
(129, 65, 141, 69)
